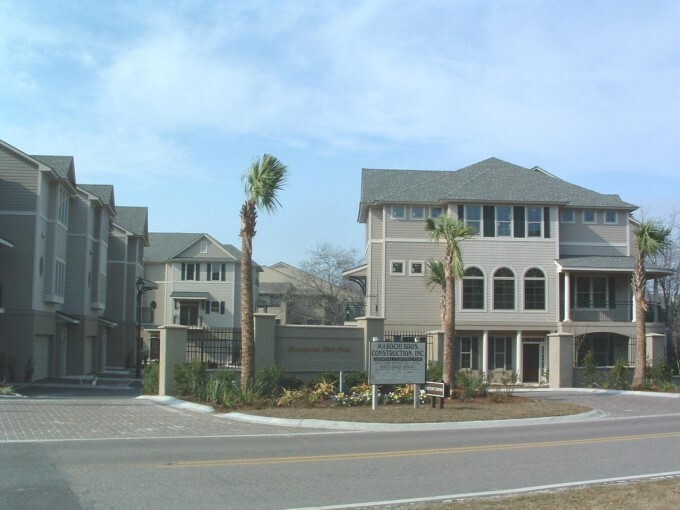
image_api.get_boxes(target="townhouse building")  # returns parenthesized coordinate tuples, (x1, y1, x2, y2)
(354, 158, 670, 383)
(105, 206, 149, 369)
(0, 139, 148, 380)
(258, 262, 363, 325)
(142, 233, 256, 330)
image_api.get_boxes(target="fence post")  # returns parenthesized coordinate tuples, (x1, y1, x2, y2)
(254, 313, 277, 373)
(158, 325, 189, 396)
(646, 333, 666, 366)
(355, 316, 385, 371)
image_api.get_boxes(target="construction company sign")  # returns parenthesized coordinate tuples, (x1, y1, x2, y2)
(369, 341, 427, 385)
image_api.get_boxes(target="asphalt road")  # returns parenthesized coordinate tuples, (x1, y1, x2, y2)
(2, 389, 680, 509)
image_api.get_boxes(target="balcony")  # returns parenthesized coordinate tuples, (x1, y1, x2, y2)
(561, 301, 666, 323)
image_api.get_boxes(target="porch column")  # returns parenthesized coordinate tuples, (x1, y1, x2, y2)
(563, 271, 571, 322)
(631, 281, 637, 323)
(515, 331, 523, 382)
(481, 331, 489, 379)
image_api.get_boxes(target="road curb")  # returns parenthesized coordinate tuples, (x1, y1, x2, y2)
(221, 408, 607, 431)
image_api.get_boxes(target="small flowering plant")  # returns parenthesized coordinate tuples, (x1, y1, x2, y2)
(330, 385, 427, 407)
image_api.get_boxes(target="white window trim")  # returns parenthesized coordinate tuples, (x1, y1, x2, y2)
(604, 210, 618, 224)
(390, 260, 406, 275)
(496, 205, 513, 237)
(465, 205, 482, 235)
(582, 210, 597, 224)
(527, 206, 543, 237)
(200, 241, 208, 253)
(430, 207, 443, 218)
(410, 207, 425, 220)
(390, 206, 406, 220)
(409, 260, 425, 276)
(560, 209, 575, 223)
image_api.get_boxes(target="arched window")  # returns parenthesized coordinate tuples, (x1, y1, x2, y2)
(524, 268, 546, 310)
(493, 267, 515, 310)
(462, 267, 484, 309)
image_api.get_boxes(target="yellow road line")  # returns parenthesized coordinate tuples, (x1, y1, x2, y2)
(161, 430, 680, 468)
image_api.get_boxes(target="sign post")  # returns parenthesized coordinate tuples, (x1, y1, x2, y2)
(369, 340, 427, 410)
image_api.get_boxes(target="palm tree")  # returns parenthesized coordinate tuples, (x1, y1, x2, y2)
(425, 215, 475, 387)
(240, 154, 288, 388)
(631, 220, 671, 389)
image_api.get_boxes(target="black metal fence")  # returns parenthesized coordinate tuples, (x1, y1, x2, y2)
(383, 330, 435, 366)
(186, 328, 242, 368)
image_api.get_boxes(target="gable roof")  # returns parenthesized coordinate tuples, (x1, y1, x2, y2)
(79, 184, 116, 213)
(31, 155, 77, 187)
(114, 206, 149, 243)
(145, 232, 250, 266)
(359, 157, 637, 222)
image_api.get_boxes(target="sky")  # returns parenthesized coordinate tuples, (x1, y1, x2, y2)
(2, 1, 679, 267)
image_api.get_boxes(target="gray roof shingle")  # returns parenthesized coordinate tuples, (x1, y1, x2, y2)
(114, 206, 148, 239)
(79, 184, 115, 208)
(360, 157, 637, 221)
(145, 233, 245, 264)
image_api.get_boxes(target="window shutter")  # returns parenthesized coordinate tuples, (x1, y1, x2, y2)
(205, 300, 210, 313)
(458, 205, 465, 221)
(488, 339, 495, 369)
(195, 263, 200, 281)
(505, 338, 513, 369)
(221, 264, 226, 281)
(483, 206, 495, 237)
(181, 263, 186, 281)
(513, 207, 525, 237)
(544, 207, 551, 238)
(220, 301, 225, 314)
(608, 278, 616, 309)
(472, 339, 479, 371)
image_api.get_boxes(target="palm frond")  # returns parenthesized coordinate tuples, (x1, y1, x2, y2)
(242, 154, 289, 213)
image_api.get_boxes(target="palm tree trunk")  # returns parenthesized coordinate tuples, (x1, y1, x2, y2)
(443, 255, 456, 387)
(240, 201, 257, 388)
(631, 257, 648, 389)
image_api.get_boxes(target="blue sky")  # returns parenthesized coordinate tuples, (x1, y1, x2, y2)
(2, 1, 679, 266)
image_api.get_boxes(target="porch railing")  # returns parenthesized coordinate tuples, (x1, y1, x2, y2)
(561, 301, 666, 323)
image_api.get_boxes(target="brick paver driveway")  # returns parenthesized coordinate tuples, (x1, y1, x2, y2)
(0, 396, 313, 442)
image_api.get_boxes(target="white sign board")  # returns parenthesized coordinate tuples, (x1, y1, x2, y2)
(369, 341, 427, 385)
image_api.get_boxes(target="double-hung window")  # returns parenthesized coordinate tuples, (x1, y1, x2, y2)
(527, 207, 542, 237)
(496, 206, 512, 237)
(465, 205, 482, 234)
(604, 210, 618, 224)
(207, 263, 226, 281)
(576, 276, 607, 308)
(181, 263, 200, 281)
(460, 337, 479, 370)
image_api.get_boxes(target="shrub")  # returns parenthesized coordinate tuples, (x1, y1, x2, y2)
(606, 358, 630, 390)
(204, 370, 239, 407)
(143, 364, 159, 395)
(456, 370, 488, 401)
(646, 357, 673, 390)
(310, 371, 339, 386)
(173, 361, 208, 398)
(583, 350, 597, 388)
(342, 371, 368, 390)
(500, 370, 518, 396)
(0, 385, 15, 396)
(427, 362, 443, 382)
